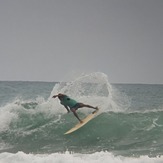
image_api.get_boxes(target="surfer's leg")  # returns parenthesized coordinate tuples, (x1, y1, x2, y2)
(73, 103, 99, 114)
(78, 103, 99, 114)
(81, 103, 98, 110)
(71, 108, 83, 123)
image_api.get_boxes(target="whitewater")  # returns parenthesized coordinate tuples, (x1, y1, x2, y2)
(0, 72, 163, 163)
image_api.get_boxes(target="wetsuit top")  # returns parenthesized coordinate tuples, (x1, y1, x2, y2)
(60, 95, 78, 108)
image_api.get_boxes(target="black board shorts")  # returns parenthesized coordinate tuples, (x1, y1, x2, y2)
(70, 103, 83, 111)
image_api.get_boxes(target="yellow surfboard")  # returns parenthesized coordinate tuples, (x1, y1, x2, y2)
(64, 109, 99, 135)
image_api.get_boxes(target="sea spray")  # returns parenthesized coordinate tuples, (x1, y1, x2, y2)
(49, 72, 129, 113)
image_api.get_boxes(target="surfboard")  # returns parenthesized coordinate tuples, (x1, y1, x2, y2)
(64, 109, 99, 135)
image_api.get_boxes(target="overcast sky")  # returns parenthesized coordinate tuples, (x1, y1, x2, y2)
(0, 0, 163, 84)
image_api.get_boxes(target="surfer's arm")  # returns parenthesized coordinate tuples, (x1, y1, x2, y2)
(52, 95, 58, 98)
(52, 93, 65, 99)
(64, 105, 70, 113)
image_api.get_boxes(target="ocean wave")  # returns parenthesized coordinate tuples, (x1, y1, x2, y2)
(1, 73, 163, 156)
(0, 101, 163, 156)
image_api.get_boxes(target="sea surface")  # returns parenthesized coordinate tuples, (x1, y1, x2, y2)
(0, 72, 163, 163)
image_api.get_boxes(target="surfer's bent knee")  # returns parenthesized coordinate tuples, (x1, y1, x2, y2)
(71, 108, 76, 112)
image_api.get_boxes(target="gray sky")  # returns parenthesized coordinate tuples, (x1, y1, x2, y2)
(0, 0, 163, 84)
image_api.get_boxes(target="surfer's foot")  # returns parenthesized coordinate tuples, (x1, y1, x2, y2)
(92, 107, 99, 114)
(80, 120, 83, 124)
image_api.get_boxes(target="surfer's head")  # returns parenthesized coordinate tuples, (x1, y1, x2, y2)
(57, 93, 65, 100)
(52, 93, 65, 100)
(58, 93, 62, 96)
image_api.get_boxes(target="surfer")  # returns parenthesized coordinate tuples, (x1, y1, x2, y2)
(52, 93, 99, 123)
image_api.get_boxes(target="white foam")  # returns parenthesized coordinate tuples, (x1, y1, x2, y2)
(0, 103, 19, 132)
(0, 94, 66, 134)
(0, 151, 163, 163)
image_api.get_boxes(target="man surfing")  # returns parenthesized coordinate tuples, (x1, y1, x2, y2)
(52, 93, 99, 123)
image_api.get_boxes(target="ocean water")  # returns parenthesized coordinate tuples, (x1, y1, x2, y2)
(0, 72, 163, 163)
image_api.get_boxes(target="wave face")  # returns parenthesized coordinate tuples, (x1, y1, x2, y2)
(0, 72, 163, 160)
